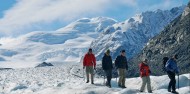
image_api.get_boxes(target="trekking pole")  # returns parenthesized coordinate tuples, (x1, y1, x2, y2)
(189, 73, 190, 93)
(178, 74, 179, 90)
(115, 68, 118, 83)
(104, 71, 105, 85)
(83, 68, 85, 82)
(116, 72, 117, 83)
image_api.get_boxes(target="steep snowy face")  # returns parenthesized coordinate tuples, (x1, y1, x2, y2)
(130, 2, 190, 76)
(27, 17, 117, 45)
(90, 6, 185, 60)
(0, 17, 117, 68)
(57, 17, 117, 33)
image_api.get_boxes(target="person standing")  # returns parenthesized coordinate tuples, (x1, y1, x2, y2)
(83, 48, 96, 84)
(139, 59, 152, 93)
(102, 49, 113, 88)
(165, 54, 179, 94)
(115, 50, 128, 88)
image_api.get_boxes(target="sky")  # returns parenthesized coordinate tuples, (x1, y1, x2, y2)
(0, 0, 189, 37)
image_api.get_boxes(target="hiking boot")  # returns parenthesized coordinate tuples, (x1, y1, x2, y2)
(148, 91, 152, 93)
(171, 91, 179, 94)
(121, 86, 126, 88)
(86, 80, 89, 83)
(106, 82, 108, 86)
(140, 91, 143, 92)
(91, 82, 94, 84)
(118, 84, 122, 87)
(108, 83, 111, 88)
(108, 85, 111, 88)
(168, 89, 171, 92)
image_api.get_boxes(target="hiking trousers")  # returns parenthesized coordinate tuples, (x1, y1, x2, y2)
(104, 69, 112, 85)
(118, 68, 126, 86)
(140, 76, 152, 92)
(167, 71, 176, 91)
(86, 66, 94, 83)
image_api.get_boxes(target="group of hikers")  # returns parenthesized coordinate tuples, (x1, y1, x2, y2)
(83, 48, 179, 94)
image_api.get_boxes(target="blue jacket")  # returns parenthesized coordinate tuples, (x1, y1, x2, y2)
(102, 54, 113, 70)
(115, 55, 128, 70)
(165, 58, 179, 73)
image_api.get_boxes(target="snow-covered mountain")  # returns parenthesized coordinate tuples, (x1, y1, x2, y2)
(0, 6, 186, 68)
(130, 2, 190, 76)
(90, 6, 185, 60)
(0, 17, 117, 68)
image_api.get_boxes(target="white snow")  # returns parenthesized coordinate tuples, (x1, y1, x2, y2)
(0, 63, 189, 94)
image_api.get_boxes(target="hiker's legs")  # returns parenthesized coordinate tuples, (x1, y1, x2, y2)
(89, 66, 94, 83)
(118, 68, 123, 86)
(140, 77, 147, 91)
(171, 74, 176, 91)
(167, 71, 176, 91)
(105, 70, 112, 86)
(86, 66, 90, 82)
(147, 76, 152, 92)
(122, 69, 126, 87)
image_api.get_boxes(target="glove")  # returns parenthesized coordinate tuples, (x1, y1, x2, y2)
(176, 69, 179, 74)
(83, 66, 85, 69)
(149, 70, 151, 74)
(94, 67, 96, 70)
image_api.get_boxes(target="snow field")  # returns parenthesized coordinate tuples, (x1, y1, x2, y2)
(0, 63, 189, 94)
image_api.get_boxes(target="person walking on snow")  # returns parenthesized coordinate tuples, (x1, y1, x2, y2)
(115, 50, 128, 88)
(139, 58, 152, 93)
(83, 48, 96, 84)
(165, 54, 179, 94)
(102, 49, 113, 88)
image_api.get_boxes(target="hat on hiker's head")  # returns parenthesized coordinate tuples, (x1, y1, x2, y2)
(121, 50, 125, 53)
(143, 58, 148, 62)
(106, 49, 110, 54)
(89, 48, 92, 52)
(174, 54, 178, 59)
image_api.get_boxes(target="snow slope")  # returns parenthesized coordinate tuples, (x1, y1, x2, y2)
(0, 62, 189, 94)
(0, 17, 117, 68)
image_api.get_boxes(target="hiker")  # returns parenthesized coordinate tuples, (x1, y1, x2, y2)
(162, 57, 169, 72)
(102, 49, 113, 88)
(115, 50, 128, 88)
(83, 48, 96, 84)
(139, 58, 152, 93)
(165, 54, 179, 94)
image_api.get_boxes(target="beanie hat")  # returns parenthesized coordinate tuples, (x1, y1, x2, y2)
(106, 49, 110, 54)
(121, 50, 125, 53)
(89, 48, 92, 52)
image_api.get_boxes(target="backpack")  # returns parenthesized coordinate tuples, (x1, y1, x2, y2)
(162, 57, 169, 72)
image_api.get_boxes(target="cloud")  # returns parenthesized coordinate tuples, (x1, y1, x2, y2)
(119, 0, 137, 7)
(0, 0, 138, 36)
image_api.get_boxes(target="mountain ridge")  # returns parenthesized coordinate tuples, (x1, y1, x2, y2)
(129, 2, 190, 77)
(90, 6, 185, 60)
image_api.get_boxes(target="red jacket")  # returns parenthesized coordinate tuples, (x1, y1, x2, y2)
(83, 53, 96, 67)
(139, 62, 150, 77)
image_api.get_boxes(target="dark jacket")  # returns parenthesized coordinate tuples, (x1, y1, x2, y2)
(165, 58, 179, 73)
(115, 55, 128, 70)
(102, 53, 113, 70)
